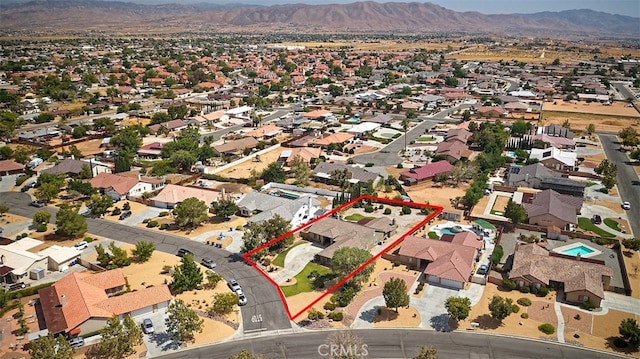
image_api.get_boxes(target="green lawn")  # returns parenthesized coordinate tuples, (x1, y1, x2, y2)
(577, 217, 616, 238)
(418, 136, 436, 142)
(603, 218, 622, 232)
(281, 262, 332, 297)
(343, 213, 375, 222)
(272, 241, 307, 267)
(428, 231, 440, 239)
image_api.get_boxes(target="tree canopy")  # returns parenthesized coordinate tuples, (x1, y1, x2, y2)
(29, 332, 74, 359)
(445, 296, 471, 321)
(332, 247, 375, 289)
(55, 204, 87, 237)
(382, 277, 410, 312)
(488, 295, 514, 321)
(173, 197, 209, 228)
(165, 299, 204, 343)
(170, 254, 203, 294)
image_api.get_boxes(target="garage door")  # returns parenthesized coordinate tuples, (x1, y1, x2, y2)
(130, 306, 154, 319)
(439, 278, 463, 290)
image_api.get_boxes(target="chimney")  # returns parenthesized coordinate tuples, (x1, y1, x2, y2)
(525, 173, 529, 183)
(137, 172, 141, 181)
(60, 294, 67, 307)
(308, 196, 313, 217)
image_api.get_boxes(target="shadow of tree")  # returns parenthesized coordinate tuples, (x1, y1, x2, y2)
(472, 314, 501, 329)
(358, 306, 378, 324)
(604, 336, 639, 353)
(429, 313, 451, 332)
(149, 331, 181, 352)
(372, 307, 399, 323)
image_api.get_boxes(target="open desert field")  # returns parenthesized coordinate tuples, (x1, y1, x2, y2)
(543, 101, 640, 118)
(541, 107, 640, 134)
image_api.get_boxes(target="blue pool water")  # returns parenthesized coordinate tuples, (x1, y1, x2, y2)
(506, 151, 516, 158)
(346, 117, 360, 123)
(441, 228, 457, 235)
(561, 245, 595, 257)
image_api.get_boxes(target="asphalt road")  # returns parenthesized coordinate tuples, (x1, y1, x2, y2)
(352, 103, 473, 166)
(612, 82, 636, 101)
(0, 192, 292, 334)
(598, 133, 640, 238)
(155, 328, 624, 359)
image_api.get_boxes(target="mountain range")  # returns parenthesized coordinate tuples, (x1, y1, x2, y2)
(0, 0, 638, 37)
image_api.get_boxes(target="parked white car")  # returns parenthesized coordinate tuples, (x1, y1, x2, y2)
(622, 201, 631, 210)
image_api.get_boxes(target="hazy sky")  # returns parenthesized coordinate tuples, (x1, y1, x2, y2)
(143, 0, 640, 17)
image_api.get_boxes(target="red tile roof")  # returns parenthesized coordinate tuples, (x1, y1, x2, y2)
(400, 160, 453, 181)
(89, 172, 139, 196)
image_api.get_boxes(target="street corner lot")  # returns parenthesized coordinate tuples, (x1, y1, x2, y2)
(243, 195, 443, 320)
(215, 146, 283, 180)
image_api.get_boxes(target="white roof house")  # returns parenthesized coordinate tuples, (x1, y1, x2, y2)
(38, 245, 82, 271)
(225, 106, 253, 116)
(346, 122, 381, 134)
(0, 238, 48, 280)
(530, 147, 577, 168)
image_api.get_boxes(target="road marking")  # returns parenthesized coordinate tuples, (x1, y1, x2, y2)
(251, 314, 263, 323)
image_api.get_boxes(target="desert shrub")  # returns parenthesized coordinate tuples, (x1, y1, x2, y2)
(112, 207, 121, 215)
(401, 206, 411, 215)
(142, 218, 150, 224)
(517, 298, 532, 306)
(84, 237, 94, 243)
(307, 308, 324, 320)
(364, 205, 374, 213)
(397, 163, 403, 169)
(122, 202, 131, 210)
(35, 223, 47, 232)
(383, 208, 391, 215)
(537, 287, 549, 297)
(491, 245, 504, 265)
(393, 261, 401, 267)
(324, 302, 337, 311)
(160, 223, 169, 230)
(530, 286, 539, 295)
(146, 220, 158, 228)
(511, 304, 520, 313)
(332, 287, 358, 307)
(538, 323, 555, 335)
(580, 301, 596, 311)
(365, 163, 374, 167)
(520, 286, 530, 293)
(159, 211, 170, 217)
(327, 312, 343, 321)
(521, 313, 529, 319)
(502, 279, 516, 291)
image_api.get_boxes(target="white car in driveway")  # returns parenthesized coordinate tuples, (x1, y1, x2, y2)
(622, 201, 631, 210)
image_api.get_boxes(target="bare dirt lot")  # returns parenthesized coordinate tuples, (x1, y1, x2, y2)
(404, 180, 467, 210)
(543, 101, 640, 118)
(216, 147, 282, 180)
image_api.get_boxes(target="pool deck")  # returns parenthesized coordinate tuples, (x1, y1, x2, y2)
(551, 242, 602, 258)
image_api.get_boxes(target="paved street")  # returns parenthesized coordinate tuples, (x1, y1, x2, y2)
(0, 191, 292, 334)
(352, 103, 473, 166)
(155, 328, 624, 359)
(598, 133, 640, 237)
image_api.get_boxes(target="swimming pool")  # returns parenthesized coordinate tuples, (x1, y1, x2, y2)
(505, 151, 516, 158)
(560, 245, 595, 257)
(346, 117, 360, 123)
(441, 228, 458, 235)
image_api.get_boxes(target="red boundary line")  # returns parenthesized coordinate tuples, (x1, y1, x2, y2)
(242, 195, 443, 320)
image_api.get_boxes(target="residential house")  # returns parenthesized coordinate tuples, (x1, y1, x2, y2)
(313, 162, 381, 187)
(236, 192, 320, 228)
(477, 106, 506, 118)
(0, 238, 80, 284)
(529, 147, 577, 171)
(509, 243, 613, 307)
(225, 105, 253, 119)
(445, 128, 472, 144)
(505, 163, 585, 197)
(303, 217, 379, 265)
(395, 234, 478, 289)
(400, 160, 453, 185)
(137, 142, 163, 159)
(213, 137, 259, 156)
(365, 114, 394, 125)
(39, 270, 172, 336)
(310, 132, 354, 148)
(148, 119, 188, 135)
(278, 147, 322, 166)
(89, 173, 140, 201)
(301, 109, 335, 122)
(435, 141, 472, 163)
(538, 124, 574, 139)
(41, 159, 110, 177)
(244, 124, 283, 140)
(345, 122, 381, 135)
(522, 189, 583, 229)
(527, 133, 576, 150)
(150, 184, 220, 209)
(116, 171, 166, 196)
(0, 159, 24, 176)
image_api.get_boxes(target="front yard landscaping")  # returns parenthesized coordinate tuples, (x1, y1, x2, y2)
(577, 217, 616, 238)
(272, 240, 307, 267)
(281, 262, 332, 297)
(343, 213, 375, 222)
(603, 218, 621, 232)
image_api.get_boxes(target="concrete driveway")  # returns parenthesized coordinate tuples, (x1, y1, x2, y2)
(271, 242, 324, 284)
(139, 310, 181, 357)
(0, 174, 19, 192)
(602, 292, 640, 314)
(121, 206, 165, 226)
(412, 283, 485, 331)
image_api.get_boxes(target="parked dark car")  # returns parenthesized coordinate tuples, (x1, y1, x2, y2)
(177, 248, 193, 257)
(119, 210, 132, 220)
(477, 264, 489, 275)
(591, 214, 602, 224)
